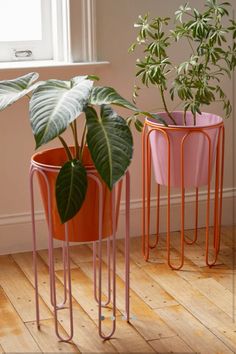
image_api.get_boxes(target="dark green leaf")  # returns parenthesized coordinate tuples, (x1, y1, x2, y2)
(134, 118, 144, 132)
(56, 159, 87, 223)
(144, 112, 168, 126)
(85, 105, 133, 189)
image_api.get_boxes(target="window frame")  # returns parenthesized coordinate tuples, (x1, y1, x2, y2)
(67, 0, 97, 63)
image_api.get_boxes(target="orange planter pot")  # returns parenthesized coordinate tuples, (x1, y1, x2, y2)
(31, 147, 118, 242)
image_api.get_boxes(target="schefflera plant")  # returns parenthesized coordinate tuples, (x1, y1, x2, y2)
(130, 0, 236, 125)
(0, 72, 139, 223)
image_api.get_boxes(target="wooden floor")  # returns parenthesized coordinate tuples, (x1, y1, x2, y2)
(0, 226, 235, 353)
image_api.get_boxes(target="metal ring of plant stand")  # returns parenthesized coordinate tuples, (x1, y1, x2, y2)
(142, 120, 224, 270)
(30, 161, 130, 342)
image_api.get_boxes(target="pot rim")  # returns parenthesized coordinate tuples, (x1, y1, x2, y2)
(145, 111, 224, 130)
(31, 146, 96, 172)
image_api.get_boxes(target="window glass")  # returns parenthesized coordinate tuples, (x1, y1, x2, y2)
(0, 0, 97, 63)
(0, 0, 42, 42)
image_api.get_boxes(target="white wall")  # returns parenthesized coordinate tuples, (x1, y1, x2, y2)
(0, 0, 235, 254)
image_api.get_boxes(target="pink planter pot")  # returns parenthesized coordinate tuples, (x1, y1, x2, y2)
(146, 111, 223, 188)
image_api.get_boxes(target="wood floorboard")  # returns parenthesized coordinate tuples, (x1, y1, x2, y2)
(0, 227, 235, 353)
(190, 278, 233, 317)
(0, 287, 41, 353)
(12, 252, 117, 353)
(148, 336, 195, 353)
(102, 245, 178, 310)
(143, 262, 233, 328)
(210, 323, 236, 353)
(0, 255, 52, 322)
(78, 261, 176, 341)
(156, 305, 233, 354)
(26, 319, 79, 353)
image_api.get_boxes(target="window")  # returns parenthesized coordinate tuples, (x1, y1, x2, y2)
(0, 0, 97, 63)
(0, 0, 53, 61)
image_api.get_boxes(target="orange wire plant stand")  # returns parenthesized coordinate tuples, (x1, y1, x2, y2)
(142, 118, 225, 270)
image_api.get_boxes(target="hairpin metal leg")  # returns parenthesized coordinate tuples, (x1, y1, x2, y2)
(206, 126, 224, 267)
(148, 183, 160, 250)
(167, 186, 185, 270)
(213, 129, 220, 253)
(125, 171, 130, 322)
(30, 166, 40, 330)
(166, 131, 184, 270)
(213, 125, 224, 256)
(92, 174, 129, 331)
(97, 187, 116, 339)
(205, 172, 213, 267)
(93, 179, 123, 307)
(48, 242, 68, 310)
(142, 127, 150, 261)
(185, 188, 198, 245)
(93, 237, 111, 307)
(61, 242, 68, 307)
(218, 126, 225, 252)
(48, 224, 74, 342)
(150, 184, 160, 249)
(205, 134, 216, 267)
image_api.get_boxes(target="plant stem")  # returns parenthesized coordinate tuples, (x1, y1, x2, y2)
(70, 122, 79, 159)
(69, 124, 75, 159)
(79, 123, 87, 160)
(183, 110, 187, 126)
(73, 120, 80, 159)
(160, 87, 177, 124)
(58, 136, 73, 160)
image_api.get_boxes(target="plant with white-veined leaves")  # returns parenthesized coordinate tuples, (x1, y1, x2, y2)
(0, 72, 150, 223)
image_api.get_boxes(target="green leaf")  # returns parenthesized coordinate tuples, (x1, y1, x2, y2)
(0, 72, 39, 111)
(56, 159, 88, 224)
(87, 75, 100, 81)
(85, 105, 133, 189)
(142, 112, 168, 126)
(30, 76, 93, 148)
(89, 86, 138, 111)
(134, 118, 144, 132)
(175, 3, 192, 22)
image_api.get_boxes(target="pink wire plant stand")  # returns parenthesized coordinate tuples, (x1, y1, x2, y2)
(142, 114, 225, 270)
(29, 159, 130, 342)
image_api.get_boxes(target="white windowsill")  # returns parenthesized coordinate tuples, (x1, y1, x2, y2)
(0, 60, 110, 70)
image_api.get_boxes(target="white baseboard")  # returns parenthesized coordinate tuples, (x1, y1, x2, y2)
(0, 188, 235, 255)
